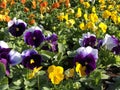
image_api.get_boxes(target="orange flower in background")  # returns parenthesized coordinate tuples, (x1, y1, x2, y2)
(59, 0, 65, 3)
(40, 1, 48, 13)
(65, 0, 70, 8)
(80, 0, 84, 3)
(5, 15, 11, 22)
(52, 2, 60, 9)
(29, 19, 36, 25)
(40, 1, 48, 7)
(0, 1, 7, 9)
(10, 0, 15, 6)
(32, 0, 36, 9)
(21, 0, 26, 4)
(24, 7, 29, 12)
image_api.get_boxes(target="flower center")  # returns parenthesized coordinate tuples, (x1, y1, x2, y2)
(33, 37, 36, 40)
(30, 59, 35, 64)
(16, 28, 19, 31)
(85, 62, 88, 65)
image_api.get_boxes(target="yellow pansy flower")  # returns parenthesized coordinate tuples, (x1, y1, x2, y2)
(64, 13, 68, 21)
(116, 5, 120, 12)
(88, 13, 99, 23)
(118, 16, 120, 24)
(57, 13, 65, 21)
(108, 5, 114, 10)
(92, 6, 96, 13)
(84, 13, 88, 21)
(65, 68, 74, 79)
(100, 4, 106, 10)
(111, 14, 118, 24)
(66, 19, 75, 28)
(75, 8, 82, 18)
(66, 8, 75, 14)
(86, 22, 95, 30)
(99, 22, 107, 33)
(102, 10, 111, 19)
(76, 62, 86, 77)
(28, 66, 42, 79)
(79, 22, 86, 30)
(99, 0, 105, 4)
(47, 65, 64, 84)
(83, 2, 90, 8)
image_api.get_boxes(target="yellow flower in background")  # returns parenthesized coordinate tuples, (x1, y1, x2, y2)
(111, 14, 118, 24)
(57, 13, 68, 21)
(99, 0, 105, 4)
(100, 4, 106, 10)
(47, 65, 64, 84)
(118, 16, 120, 24)
(102, 10, 111, 19)
(92, 6, 96, 13)
(79, 22, 86, 30)
(99, 22, 107, 33)
(64, 13, 68, 21)
(65, 68, 74, 79)
(66, 19, 75, 28)
(86, 22, 95, 30)
(76, 62, 86, 77)
(28, 66, 42, 79)
(75, 8, 82, 18)
(84, 13, 88, 21)
(57, 13, 65, 21)
(83, 2, 90, 8)
(66, 8, 75, 14)
(116, 5, 120, 12)
(88, 13, 98, 23)
(108, 5, 114, 10)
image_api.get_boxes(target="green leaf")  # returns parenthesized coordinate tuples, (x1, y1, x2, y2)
(40, 50, 55, 59)
(0, 63, 6, 81)
(0, 77, 8, 90)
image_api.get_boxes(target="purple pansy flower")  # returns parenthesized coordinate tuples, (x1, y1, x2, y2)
(0, 41, 22, 75)
(24, 26, 45, 47)
(45, 33, 58, 52)
(79, 32, 96, 47)
(102, 34, 120, 55)
(74, 46, 98, 75)
(22, 49, 42, 70)
(79, 32, 103, 49)
(8, 17, 27, 37)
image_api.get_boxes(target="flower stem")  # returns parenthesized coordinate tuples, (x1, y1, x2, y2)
(38, 75, 40, 90)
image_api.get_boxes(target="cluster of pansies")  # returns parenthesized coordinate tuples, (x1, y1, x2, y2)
(0, 0, 120, 89)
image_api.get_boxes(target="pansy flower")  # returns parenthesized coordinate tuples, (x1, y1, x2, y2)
(0, 41, 22, 75)
(45, 33, 58, 52)
(22, 49, 42, 70)
(74, 46, 98, 75)
(79, 32, 96, 47)
(24, 26, 45, 47)
(79, 32, 103, 49)
(103, 34, 120, 55)
(8, 17, 27, 37)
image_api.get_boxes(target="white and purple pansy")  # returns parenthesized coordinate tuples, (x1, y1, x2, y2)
(102, 34, 119, 50)
(8, 17, 27, 37)
(74, 46, 98, 75)
(102, 34, 120, 55)
(79, 32, 96, 48)
(24, 26, 45, 47)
